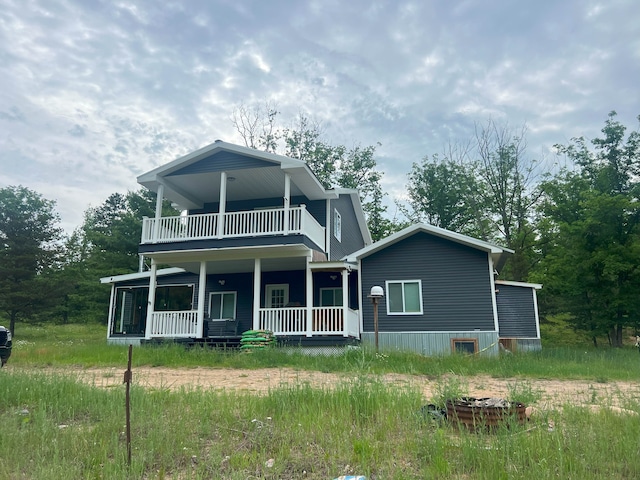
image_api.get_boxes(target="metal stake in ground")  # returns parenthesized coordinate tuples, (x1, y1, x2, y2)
(123, 345, 133, 467)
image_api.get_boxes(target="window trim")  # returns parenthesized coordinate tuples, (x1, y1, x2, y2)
(333, 209, 342, 242)
(385, 279, 423, 315)
(319, 287, 343, 307)
(451, 338, 478, 355)
(208, 291, 237, 320)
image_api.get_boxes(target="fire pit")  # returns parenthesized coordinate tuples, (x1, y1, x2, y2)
(446, 397, 526, 430)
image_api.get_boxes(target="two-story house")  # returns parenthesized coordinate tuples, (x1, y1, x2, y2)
(101, 140, 542, 355)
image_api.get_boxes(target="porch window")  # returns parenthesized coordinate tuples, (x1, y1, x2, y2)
(154, 285, 194, 311)
(320, 287, 343, 307)
(333, 209, 341, 242)
(209, 292, 237, 319)
(385, 280, 423, 315)
(265, 284, 289, 308)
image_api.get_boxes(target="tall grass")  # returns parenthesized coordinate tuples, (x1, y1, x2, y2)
(9, 323, 640, 382)
(1, 369, 638, 479)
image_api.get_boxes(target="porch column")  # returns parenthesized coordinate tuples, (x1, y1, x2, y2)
(217, 171, 227, 239)
(153, 184, 164, 242)
(253, 258, 261, 331)
(144, 259, 158, 339)
(306, 255, 313, 337)
(197, 261, 207, 338)
(283, 173, 290, 235)
(106, 283, 116, 340)
(342, 268, 349, 337)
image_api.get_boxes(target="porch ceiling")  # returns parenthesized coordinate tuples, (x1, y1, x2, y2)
(174, 256, 307, 275)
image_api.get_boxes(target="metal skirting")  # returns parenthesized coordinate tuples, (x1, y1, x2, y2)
(360, 331, 500, 356)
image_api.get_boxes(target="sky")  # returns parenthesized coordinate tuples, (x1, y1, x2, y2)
(1, 0, 639, 233)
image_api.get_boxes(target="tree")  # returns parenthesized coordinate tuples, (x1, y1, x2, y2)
(402, 153, 489, 239)
(231, 103, 393, 240)
(0, 186, 64, 334)
(539, 112, 640, 346)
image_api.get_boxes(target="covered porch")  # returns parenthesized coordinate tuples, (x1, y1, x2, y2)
(139, 250, 360, 341)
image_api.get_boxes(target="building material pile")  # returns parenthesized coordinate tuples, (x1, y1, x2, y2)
(240, 330, 276, 351)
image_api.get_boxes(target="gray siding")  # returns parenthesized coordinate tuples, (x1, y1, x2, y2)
(329, 194, 366, 260)
(168, 152, 275, 176)
(360, 232, 496, 332)
(496, 284, 539, 338)
(361, 331, 499, 356)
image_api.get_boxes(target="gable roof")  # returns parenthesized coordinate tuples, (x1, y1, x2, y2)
(332, 187, 373, 246)
(345, 223, 513, 270)
(138, 140, 337, 210)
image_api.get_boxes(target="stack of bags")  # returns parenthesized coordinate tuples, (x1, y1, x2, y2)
(240, 330, 276, 351)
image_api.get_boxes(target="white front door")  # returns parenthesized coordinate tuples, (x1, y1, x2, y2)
(265, 284, 289, 308)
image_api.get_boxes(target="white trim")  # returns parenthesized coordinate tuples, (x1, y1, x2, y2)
(145, 260, 158, 339)
(197, 261, 207, 337)
(332, 189, 372, 246)
(532, 288, 542, 339)
(253, 259, 261, 330)
(100, 267, 186, 284)
(208, 291, 238, 320)
(345, 223, 513, 263)
(333, 208, 342, 242)
(106, 283, 116, 340)
(385, 279, 424, 315)
(357, 258, 364, 334)
(325, 199, 331, 258)
(488, 253, 500, 333)
(306, 254, 313, 337)
(495, 280, 543, 290)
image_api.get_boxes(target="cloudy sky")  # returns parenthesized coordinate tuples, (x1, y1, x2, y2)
(1, 0, 639, 232)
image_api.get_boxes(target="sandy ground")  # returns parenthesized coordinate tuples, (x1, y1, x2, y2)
(48, 366, 640, 411)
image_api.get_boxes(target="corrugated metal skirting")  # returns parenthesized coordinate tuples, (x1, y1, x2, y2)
(360, 331, 500, 356)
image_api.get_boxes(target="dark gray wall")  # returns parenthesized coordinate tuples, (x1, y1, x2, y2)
(496, 284, 539, 338)
(329, 194, 366, 260)
(360, 232, 496, 332)
(168, 152, 275, 176)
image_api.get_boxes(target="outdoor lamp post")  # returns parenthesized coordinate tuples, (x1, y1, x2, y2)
(369, 286, 384, 352)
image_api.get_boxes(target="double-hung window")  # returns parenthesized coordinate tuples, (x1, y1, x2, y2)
(385, 280, 423, 315)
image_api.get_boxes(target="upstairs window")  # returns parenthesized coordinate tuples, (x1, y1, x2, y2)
(333, 209, 342, 242)
(385, 280, 423, 315)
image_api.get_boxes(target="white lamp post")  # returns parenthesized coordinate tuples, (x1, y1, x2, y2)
(369, 286, 384, 352)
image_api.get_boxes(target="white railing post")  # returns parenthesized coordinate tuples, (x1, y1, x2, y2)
(342, 269, 349, 337)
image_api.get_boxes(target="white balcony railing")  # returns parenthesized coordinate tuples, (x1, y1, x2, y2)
(149, 311, 198, 338)
(142, 206, 325, 250)
(258, 307, 360, 337)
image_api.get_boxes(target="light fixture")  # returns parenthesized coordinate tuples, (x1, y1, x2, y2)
(218, 279, 225, 286)
(329, 275, 337, 281)
(227, 176, 236, 182)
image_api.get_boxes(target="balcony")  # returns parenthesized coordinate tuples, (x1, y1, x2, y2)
(141, 205, 325, 250)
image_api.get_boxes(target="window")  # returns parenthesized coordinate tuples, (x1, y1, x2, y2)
(451, 338, 478, 355)
(154, 285, 194, 311)
(320, 287, 343, 307)
(265, 284, 289, 308)
(209, 292, 237, 319)
(385, 280, 423, 315)
(333, 209, 341, 242)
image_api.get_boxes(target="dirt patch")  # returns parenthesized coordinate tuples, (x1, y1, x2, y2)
(50, 366, 640, 410)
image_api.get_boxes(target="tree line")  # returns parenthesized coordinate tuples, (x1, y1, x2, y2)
(1, 110, 639, 346)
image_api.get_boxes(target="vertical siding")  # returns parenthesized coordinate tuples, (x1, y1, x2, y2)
(360, 232, 496, 332)
(495, 284, 539, 338)
(329, 195, 366, 260)
(360, 331, 500, 356)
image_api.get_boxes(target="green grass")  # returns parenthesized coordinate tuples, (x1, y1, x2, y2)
(10, 323, 640, 382)
(1, 369, 639, 479)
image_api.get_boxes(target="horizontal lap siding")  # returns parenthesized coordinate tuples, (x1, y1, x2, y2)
(361, 232, 495, 332)
(168, 152, 275, 175)
(496, 284, 539, 338)
(329, 195, 366, 260)
(205, 272, 254, 334)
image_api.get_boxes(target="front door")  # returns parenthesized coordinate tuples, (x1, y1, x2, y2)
(265, 284, 289, 308)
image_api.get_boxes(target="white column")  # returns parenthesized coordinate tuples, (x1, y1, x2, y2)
(325, 199, 331, 259)
(106, 283, 116, 340)
(217, 172, 227, 238)
(197, 261, 207, 338)
(283, 173, 290, 235)
(342, 268, 349, 337)
(306, 255, 313, 337)
(144, 260, 158, 339)
(153, 184, 164, 242)
(253, 258, 261, 331)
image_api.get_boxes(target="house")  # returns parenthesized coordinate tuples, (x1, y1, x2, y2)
(101, 140, 541, 355)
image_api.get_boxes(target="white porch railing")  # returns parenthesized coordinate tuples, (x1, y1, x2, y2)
(149, 311, 198, 338)
(258, 307, 360, 337)
(141, 206, 325, 250)
(259, 307, 307, 335)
